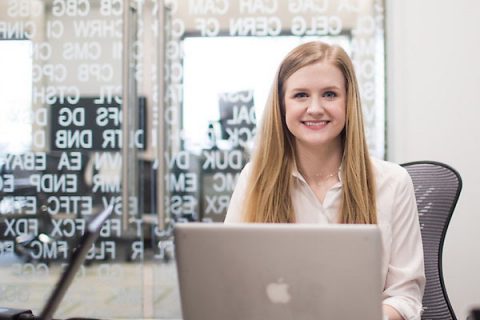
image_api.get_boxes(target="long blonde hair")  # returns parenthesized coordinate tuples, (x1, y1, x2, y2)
(243, 41, 377, 224)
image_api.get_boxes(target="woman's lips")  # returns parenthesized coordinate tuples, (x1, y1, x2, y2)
(302, 120, 329, 129)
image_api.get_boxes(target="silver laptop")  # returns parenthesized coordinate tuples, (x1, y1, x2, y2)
(174, 223, 383, 320)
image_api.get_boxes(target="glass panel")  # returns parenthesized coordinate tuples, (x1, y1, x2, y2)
(158, 0, 386, 318)
(0, 1, 160, 318)
(1, 1, 385, 319)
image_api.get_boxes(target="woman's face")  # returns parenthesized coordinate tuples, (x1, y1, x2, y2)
(284, 61, 346, 151)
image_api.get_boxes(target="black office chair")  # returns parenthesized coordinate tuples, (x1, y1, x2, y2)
(468, 309, 480, 320)
(401, 161, 462, 320)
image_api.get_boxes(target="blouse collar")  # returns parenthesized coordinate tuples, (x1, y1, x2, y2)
(291, 158, 344, 184)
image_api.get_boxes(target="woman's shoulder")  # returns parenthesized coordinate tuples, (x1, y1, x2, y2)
(370, 157, 411, 184)
(224, 162, 253, 223)
(233, 162, 254, 191)
(239, 161, 253, 177)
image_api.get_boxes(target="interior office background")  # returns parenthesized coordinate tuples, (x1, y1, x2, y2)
(0, 0, 479, 319)
(387, 1, 480, 319)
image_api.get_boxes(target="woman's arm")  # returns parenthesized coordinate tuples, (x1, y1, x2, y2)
(383, 304, 404, 320)
(382, 168, 426, 320)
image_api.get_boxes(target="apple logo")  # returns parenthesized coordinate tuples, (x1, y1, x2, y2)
(266, 278, 291, 304)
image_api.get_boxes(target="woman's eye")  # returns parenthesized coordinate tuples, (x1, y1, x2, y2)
(323, 91, 337, 99)
(293, 92, 308, 98)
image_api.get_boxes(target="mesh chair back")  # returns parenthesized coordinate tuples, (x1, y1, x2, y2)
(401, 161, 462, 320)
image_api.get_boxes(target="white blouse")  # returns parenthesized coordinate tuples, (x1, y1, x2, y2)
(225, 157, 426, 320)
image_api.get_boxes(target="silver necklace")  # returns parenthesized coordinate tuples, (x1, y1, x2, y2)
(312, 168, 340, 186)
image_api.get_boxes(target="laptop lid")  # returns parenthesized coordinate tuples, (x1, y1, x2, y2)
(39, 205, 113, 320)
(174, 223, 383, 320)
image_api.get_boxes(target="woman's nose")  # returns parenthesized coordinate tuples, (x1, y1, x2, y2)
(306, 98, 324, 114)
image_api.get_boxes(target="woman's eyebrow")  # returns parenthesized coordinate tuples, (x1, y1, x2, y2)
(322, 85, 342, 90)
(288, 87, 308, 91)
(288, 85, 341, 91)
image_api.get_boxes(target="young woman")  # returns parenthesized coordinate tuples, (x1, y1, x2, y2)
(225, 41, 425, 320)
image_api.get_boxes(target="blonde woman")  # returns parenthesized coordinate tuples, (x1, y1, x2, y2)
(225, 41, 425, 320)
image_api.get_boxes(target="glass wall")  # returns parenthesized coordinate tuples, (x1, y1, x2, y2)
(162, 0, 385, 223)
(159, 2, 386, 316)
(0, 0, 155, 318)
(0, 0, 385, 319)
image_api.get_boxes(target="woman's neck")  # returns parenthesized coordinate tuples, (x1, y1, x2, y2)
(295, 141, 343, 182)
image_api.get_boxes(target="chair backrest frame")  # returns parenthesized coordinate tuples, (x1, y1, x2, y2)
(401, 160, 462, 320)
